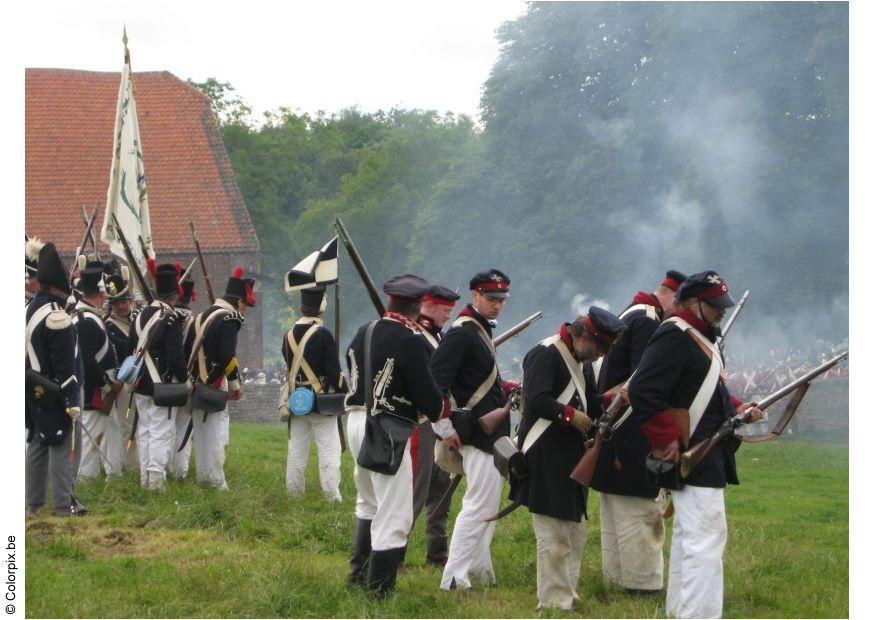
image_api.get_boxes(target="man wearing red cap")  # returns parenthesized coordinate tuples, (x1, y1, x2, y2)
(431, 268, 514, 591)
(509, 307, 625, 610)
(405, 284, 460, 568)
(630, 271, 762, 618)
(187, 267, 254, 490)
(591, 269, 686, 594)
(344, 274, 443, 597)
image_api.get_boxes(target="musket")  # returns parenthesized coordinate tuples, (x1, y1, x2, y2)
(137, 235, 156, 289)
(569, 381, 630, 487)
(179, 257, 198, 283)
(678, 350, 848, 478)
(110, 212, 154, 304)
(81, 204, 101, 260)
(493, 311, 543, 347)
(716, 289, 750, 352)
(189, 221, 216, 304)
(70, 204, 100, 278)
(478, 392, 519, 436)
(334, 217, 385, 316)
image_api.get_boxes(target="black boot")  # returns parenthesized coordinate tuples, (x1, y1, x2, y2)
(426, 535, 448, 567)
(397, 544, 408, 573)
(347, 518, 372, 587)
(366, 547, 402, 598)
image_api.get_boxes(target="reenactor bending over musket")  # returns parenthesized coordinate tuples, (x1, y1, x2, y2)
(431, 269, 519, 591)
(72, 258, 120, 480)
(283, 285, 347, 501)
(590, 270, 685, 594)
(345, 275, 444, 597)
(509, 307, 625, 610)
(25, 243, 84, 516)
(629, 271, 762, 619)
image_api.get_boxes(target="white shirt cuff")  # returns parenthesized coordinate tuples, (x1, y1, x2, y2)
(432, 418, 455, 440)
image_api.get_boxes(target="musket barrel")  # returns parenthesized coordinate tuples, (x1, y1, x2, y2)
(110, 212, 154, 303)
(494, 311, 543, 347)
(334, 217, 386, 316)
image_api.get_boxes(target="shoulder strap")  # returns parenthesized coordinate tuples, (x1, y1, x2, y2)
(452, 316, 499, 410)
(547, 335, 588, 413)
(420, 328, 439, 350)
(620, 303, 660, 322)
(363, 321, 378, 415)
(189, 309, 230, 381)
(664, 316, 724, 442)
(25, 303, 57, 372)
(286, 323, 322, 391)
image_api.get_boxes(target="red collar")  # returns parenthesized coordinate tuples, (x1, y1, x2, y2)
(672, 307, 711, 335)
(558, 323, 576, 356)
(457, 304, 494, 333)
(632, 291, 662, 312)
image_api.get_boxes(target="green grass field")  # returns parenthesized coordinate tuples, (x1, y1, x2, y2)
(25, 422, 848, 618)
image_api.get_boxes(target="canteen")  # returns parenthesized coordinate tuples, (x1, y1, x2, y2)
(289, 387, 315, 416)
(117, 355, 143, 385)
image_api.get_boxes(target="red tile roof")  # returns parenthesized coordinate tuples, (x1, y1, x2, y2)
(25, 68, 259, 256)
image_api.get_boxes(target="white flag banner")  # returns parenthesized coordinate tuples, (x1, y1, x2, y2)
(100, 37, 154, 300)
(284, 236, 339, 292)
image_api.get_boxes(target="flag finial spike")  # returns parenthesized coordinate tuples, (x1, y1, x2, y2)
(122, 26, 130, 65)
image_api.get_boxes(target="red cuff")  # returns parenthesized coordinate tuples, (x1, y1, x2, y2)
(730, 395, 743, 409)
(641, 411, 682, 449)
(502, 380, 520, 394)
(558, 405, 575, 425)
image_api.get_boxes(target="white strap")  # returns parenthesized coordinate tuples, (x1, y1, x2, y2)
(665, 317, 723, 438)
(136, 310, 166, 383)
(521, 336, 588, 455)
(620, 303, 659, 321)
(420, 328, 439, 350)
(190, 309, 231, 382)
(452, 315, 499, 410)
(76, 311, 110, 363)
(286, 323, 322, 391)
(25, 303, 56, 372)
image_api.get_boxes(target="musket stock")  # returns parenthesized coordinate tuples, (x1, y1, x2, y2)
(570, 386, 627, 487)
(477, 395, 515, 436)
(334, 217, 385, 316)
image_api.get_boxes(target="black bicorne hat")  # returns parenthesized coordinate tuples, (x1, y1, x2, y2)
(77, 257, 106, 296)
(225, 267, 257, 306)
(155, 263, 181, 298)
(37, 243, 70, 295)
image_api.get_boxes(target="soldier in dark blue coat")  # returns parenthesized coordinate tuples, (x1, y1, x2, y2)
(509, 307, 624, 610)
(431, 269, 516, 591)
(126, 263, 188, 490)
(25, 243, 84, 516)
(591, 270, 685, 593)
(188, 267, 253, 490)
(282, 284, 347, 500)
(72, 258, 120, 479)
(344, 275, 444, 597)
(102, 267, 138, 475)
(170, 266, 198, 480)
(629, 271, 761, 619)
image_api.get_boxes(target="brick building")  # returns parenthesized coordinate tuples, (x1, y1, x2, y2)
(25, 68, 263, 367)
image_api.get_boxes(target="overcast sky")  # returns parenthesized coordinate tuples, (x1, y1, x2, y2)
(19, 0, 528, 121)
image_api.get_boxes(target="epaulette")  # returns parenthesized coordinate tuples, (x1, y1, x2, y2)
(46, 308, 72, 331)
(224, 311, 245, 326)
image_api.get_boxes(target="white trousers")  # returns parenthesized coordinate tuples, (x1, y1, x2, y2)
(134, 394, 176, 487)
(532, 513, 587, 610)
(286, 414, 342, 501)
(170, 405, 193, 479)
(600, 492, 665, 590)
(103, 394, 139, 475)
(77, 408, 107, 479)
(191, 406, 229, 489)
(348, 409, 413, 550)
(666, 485, 727, 619)
(441, 444, 502, 590)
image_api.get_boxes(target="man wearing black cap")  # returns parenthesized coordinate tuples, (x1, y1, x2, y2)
(282, 284, 347, 501)
(431, 268, 514, 591)
(103, 266, 139, 475)
(406, 284, 460, 567)
(72, 258, 121, 480)
(591, 269, 686, 594)
(344, 274, 443, 597)
(170, 267, 198, 480)
(509, 307, 624, 610)
(629, 271, 762, 618)
(127, 262, 189, 490)
(188, 267, 253, 490)
(25, 243, 84, 515)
